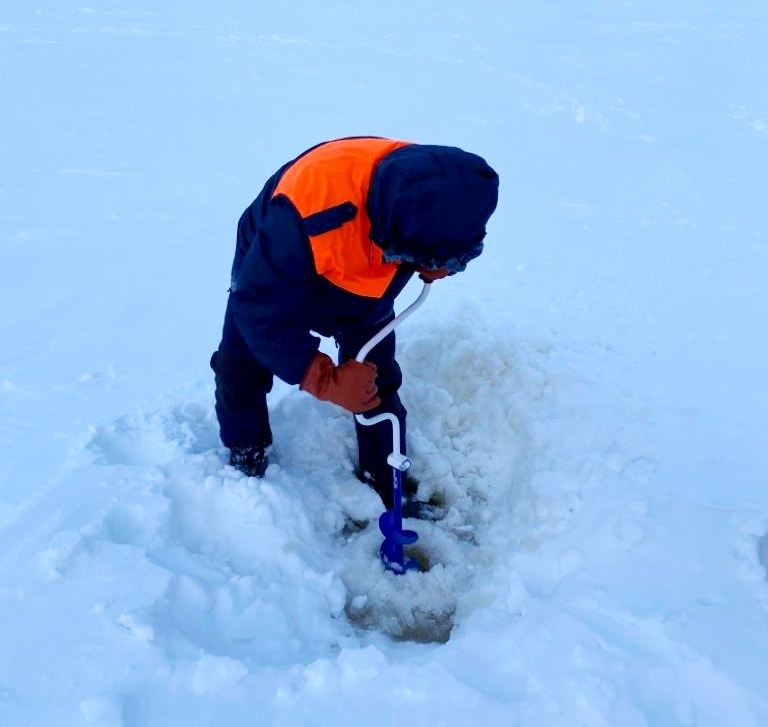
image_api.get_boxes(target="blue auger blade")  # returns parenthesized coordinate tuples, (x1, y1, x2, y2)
(377, 458, 422, 573)
(379, 510, 419, 573)
(380, 542, 420, 574)
(379, 511, 419, 544)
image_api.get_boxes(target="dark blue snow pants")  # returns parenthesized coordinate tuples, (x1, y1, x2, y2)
(210, 297, 406, 488)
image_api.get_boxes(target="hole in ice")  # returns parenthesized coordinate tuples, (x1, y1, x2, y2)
(341, 534, 460, 644)
(404, 543, 432, 572)
(344, 585, 455, 644)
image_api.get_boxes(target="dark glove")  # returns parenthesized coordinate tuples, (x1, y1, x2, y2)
(300, 352, 380, 413)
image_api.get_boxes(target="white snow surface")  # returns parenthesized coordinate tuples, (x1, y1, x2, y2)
(2, 2, 768, 725)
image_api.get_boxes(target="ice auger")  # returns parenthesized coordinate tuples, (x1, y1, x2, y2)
(355, 281, 431, 574)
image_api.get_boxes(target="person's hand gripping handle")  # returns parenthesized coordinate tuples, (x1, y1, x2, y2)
(300, 353, 380, 413)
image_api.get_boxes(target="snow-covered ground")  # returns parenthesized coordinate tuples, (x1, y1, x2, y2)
(2, 2, 767, 725)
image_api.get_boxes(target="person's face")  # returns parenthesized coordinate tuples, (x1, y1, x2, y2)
(416, 265, 450, 280)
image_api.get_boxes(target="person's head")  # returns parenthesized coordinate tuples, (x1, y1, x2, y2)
(368, 144, 499, 274)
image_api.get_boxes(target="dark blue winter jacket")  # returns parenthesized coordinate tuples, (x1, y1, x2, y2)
(228, 138, 498, 385)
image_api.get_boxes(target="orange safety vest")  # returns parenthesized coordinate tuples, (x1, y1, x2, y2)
(272, 137, 412, 298)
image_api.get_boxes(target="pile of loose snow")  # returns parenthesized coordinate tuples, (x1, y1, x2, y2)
(4, 295, 767, 725)
(77, 305, 540, 647)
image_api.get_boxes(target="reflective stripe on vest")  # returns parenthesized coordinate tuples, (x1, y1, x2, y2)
(272, 137, 412, 298)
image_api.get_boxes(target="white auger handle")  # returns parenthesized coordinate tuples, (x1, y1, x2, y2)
(354, 281, 431, 464)
(354, 281, 432, 364)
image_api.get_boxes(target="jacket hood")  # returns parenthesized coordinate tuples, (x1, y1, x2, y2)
(367, 144, 499, 271)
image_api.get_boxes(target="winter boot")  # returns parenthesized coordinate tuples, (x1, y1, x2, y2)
(356, 469, 444, 521)
(356, 468, 417, 508)
(229, 445, 269, 478)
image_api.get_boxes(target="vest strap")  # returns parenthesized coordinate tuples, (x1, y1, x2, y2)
(303, 201, 358, 237)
